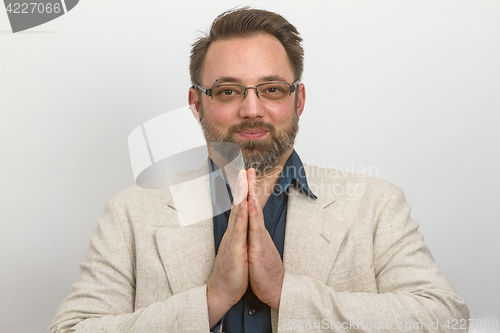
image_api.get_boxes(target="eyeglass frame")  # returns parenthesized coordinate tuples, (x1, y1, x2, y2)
(192, 80, 301, 100)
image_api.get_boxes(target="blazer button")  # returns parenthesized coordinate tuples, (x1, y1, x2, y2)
(248, 309, 256, 316)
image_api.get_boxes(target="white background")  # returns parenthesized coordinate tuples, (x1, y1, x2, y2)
(1, 1, 499, 332)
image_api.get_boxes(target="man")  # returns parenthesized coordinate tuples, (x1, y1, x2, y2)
(51, 8, 469, 332)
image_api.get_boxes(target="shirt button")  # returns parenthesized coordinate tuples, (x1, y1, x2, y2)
(248, 309, 256, 316)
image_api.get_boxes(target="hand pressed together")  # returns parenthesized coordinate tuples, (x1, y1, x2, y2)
(207, 168, 285, 327)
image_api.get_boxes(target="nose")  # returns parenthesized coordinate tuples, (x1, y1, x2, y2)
(238, 87, 265, 120)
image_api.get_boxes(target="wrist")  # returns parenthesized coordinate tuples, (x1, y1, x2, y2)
(206, 283, 234, 328)
(264, 268, 285, 312)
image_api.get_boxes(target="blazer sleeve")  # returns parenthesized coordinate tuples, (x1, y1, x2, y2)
(276, 186, 469, 332)
(49, 198, 211, 333)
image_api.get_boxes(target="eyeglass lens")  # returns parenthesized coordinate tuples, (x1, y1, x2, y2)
(212, 82, 291, 102)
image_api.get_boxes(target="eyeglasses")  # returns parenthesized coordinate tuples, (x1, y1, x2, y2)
(193, 80, 300, 103)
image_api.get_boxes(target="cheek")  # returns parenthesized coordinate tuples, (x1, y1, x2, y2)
(267, 103, 296, 125)
(204, 105, 236, 128)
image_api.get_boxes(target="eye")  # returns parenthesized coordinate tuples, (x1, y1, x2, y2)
(214, 85, 244, 96)
(221, 89, 236, 95)
(258, 83, 289, 100)
(262, 84, 286, 94)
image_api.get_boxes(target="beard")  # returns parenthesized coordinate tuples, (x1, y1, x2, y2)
(200, 107, 299, 173)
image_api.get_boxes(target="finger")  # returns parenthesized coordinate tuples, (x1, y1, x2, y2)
(246, 168, 265, 232)
(226, 199, 241, 232)
(227, 170, 248, 232)
(232, 200, 248, 243)
(248, 195, 264, 232)
(233, 169, 248, 206)
(247, 168, 257, 202)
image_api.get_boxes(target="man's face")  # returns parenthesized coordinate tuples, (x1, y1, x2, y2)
(189, 33, 305, 172)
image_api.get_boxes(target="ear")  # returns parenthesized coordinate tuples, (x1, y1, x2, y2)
(296, 83, 306, 117)
(188, 86, 201, 124)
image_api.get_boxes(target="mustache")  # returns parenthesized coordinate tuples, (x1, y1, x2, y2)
(227, 121, 276, 135)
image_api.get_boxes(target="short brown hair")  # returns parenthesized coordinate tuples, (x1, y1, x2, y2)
(190, 7, 304, 86)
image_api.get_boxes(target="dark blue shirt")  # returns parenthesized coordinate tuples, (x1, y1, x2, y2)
(209, 150, 317, 333)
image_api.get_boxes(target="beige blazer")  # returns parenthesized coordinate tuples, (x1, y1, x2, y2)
(50, 164, 468, 332)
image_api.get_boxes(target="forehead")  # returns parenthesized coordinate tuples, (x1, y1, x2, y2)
(202, 33, 293, 85)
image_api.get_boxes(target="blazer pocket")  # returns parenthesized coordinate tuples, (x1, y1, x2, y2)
(330, 266, 377, 293)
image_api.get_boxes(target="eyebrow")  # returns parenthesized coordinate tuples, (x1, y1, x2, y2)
(213, 75, 290, 86)
(213, 77, 240, 85)
(261, 75, 289, 83)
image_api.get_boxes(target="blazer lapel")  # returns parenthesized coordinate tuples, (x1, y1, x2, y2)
(156, 220, 214, 295)
(155, 164, 216, 295)
(283, 166, 349, 284)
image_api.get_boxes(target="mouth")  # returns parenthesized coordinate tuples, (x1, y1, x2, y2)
(236, 129, 269, 140)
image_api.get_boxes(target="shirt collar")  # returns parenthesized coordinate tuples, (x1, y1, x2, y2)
(277, 149, 317, 199)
